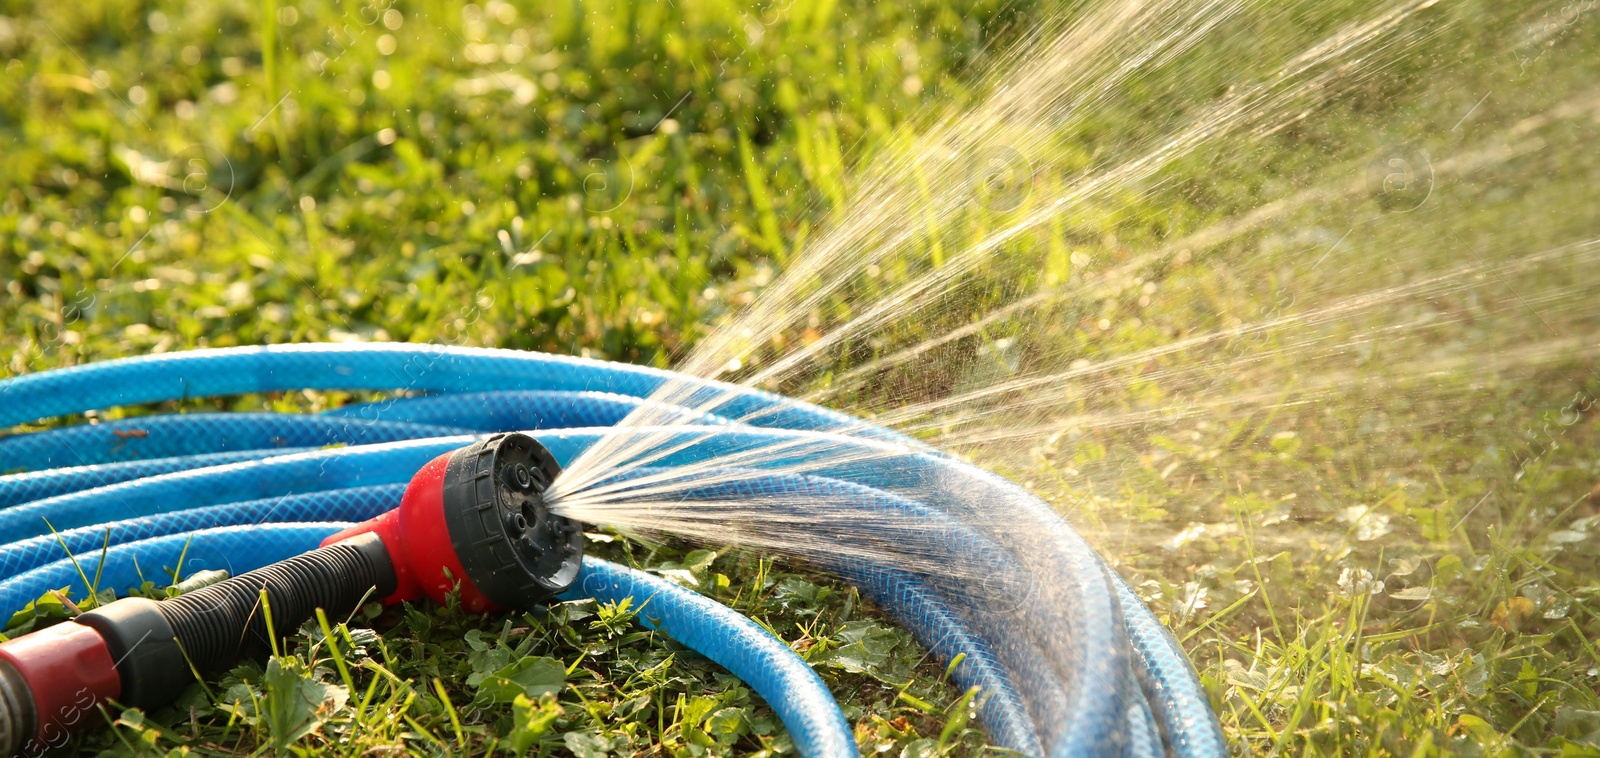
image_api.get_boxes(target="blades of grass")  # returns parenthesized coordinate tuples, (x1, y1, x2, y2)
(314, 609, 359, 703)
(90, 527, 111, 603)
(1181, 588, 1258, 644)
(1235, 508, 1284, 643)
(171, 533, 196, 585)
(45, 519, 96, 608)
(169, 633, 220, 703)
(1567, 618, 1600, 668)
(738, 130, 785, 260)
(432, 678, 466, 750)
(402, 712, 448, 752)
(257, 0, 288, 166)
(260, 588, 280, 659)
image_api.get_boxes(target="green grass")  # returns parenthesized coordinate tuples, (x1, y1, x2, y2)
(4, 0, 1600, 755)
(1, 0, 1016, 754)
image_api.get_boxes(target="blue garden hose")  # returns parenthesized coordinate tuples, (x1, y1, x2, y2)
(0, 344, 1225, 757)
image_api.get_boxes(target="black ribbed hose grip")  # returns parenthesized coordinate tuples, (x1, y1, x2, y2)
(155, 533, 396, 672)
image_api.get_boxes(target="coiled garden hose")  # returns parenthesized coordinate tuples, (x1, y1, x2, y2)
(0, 344, 1225, 757)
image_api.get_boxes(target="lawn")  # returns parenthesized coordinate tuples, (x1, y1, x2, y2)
(3, 0, 1600, 755)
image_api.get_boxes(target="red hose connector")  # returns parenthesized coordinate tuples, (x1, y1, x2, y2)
(0, 621, 120, 756)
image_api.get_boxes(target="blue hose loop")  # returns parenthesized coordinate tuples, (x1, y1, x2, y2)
(0, 391, 712, 508)
(558, 558, 857, 758)
(834, 559, 1040, 753)
(325, 390, 739, 430)
(0, 345, 902, 444)
(0, 413, 471, 471)
(0, 345, 1227, 757)
(0, 438, 474, 544)
(0, 449, 315, 508)
(0, 485, 405, 579)
(1125, 686, 1162, 758)
(0, 522, 858, 758)
(1114, 576, 1221, 756)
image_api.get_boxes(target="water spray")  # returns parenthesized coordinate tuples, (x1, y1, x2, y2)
(0, 344, 1226, 757)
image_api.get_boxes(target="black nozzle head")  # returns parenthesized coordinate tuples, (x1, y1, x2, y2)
(441, 433, 584, 608)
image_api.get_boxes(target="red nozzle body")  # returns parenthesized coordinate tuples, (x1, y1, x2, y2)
(322, 433, 583, 614)
(320, 451, 493, 610)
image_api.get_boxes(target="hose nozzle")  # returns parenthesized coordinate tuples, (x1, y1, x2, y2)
(322, 432, 585, 613)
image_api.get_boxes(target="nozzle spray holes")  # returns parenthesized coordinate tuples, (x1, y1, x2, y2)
(505, 462, 545, 537)
(509, 510, 530, 534)
(510, 462, 550, 491)
(507, 501, 541, 537)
